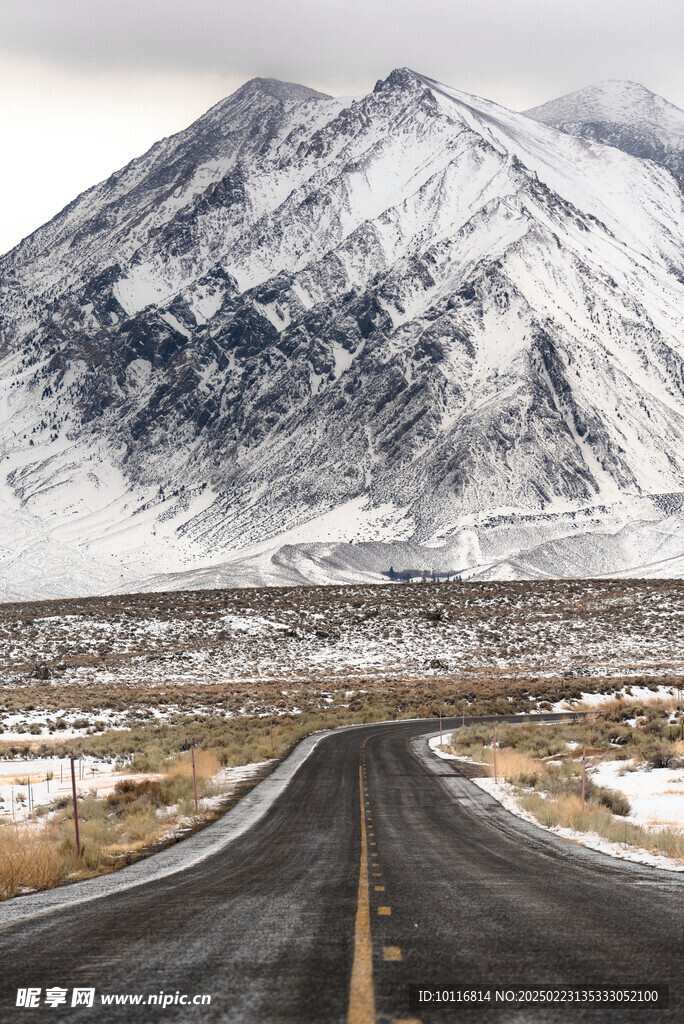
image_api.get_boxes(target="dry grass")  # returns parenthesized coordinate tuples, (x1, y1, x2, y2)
(172, 749, 221, 779)
(0, 768, 226, 898)
(519, 792, 684, 861)
(485, 747, 544, 783)
(0, 825, 72, 899)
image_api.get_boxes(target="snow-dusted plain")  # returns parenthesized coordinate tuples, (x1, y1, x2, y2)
(2, 71, 684, 597)
(1, 580, 682, 733)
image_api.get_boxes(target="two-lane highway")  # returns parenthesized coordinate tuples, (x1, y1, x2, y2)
(0, 717, 682, 1023)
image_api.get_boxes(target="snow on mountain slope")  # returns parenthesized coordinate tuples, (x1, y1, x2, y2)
(524, 80, 684, 178)
(2, 69, 684, 600)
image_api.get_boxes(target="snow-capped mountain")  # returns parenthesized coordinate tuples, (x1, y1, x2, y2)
(3, 68, 684, 600)
(525, 80, 684, 177)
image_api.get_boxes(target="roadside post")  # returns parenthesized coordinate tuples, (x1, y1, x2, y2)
(462, 702, 465, 727)
(581, 745, 586, 813)
(439, 713, 442, 745)
(493, 725, 498, 784)
(270, 720, 274, 755)
(421, 687, 424, 719)
(70, 757, 81, 861)
(191, 744, 199, 811)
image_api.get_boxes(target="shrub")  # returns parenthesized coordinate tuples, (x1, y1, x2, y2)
(597, 787, 631, 816)
(645, 747, 676, 769)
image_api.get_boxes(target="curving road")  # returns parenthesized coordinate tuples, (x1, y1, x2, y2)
(1, 716, 682, 1023)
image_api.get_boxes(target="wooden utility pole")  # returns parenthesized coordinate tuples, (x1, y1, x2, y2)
(191, 745, 199, 811)
(581, 745, 586, 813)
(493, 725, 498, 784)
(70, 758, 81, 861)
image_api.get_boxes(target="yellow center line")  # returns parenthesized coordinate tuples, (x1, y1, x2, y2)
(347, 765, 376, 1024)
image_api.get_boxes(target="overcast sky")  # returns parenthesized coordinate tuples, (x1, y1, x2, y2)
(1, 0, 682, 255)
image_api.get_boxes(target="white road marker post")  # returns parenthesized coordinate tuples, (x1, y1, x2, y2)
(439, 713, 442, 745)
(191, 745, 199, 812)
(70, 757, 81, 862)
(493, 725, 498, 785)
(581, 745, 586, 814)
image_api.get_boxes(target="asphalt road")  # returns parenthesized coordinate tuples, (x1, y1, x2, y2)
(1, 716, 682, 1024)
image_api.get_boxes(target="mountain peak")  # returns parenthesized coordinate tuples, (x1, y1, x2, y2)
(525, 79, 684, 133)
(373, 67, 425, 94)
(216, 77, 330, 112)
(525, 79, 684, 176)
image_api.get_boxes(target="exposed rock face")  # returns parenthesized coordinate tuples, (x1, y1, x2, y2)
(2, 70, 684, 598)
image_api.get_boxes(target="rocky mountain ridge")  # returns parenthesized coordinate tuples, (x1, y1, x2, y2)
(2, 69, 684, 599)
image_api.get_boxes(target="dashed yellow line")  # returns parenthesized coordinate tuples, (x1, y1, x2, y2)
(347, 766, 375, 1024)
(350, 738, 416, 1023)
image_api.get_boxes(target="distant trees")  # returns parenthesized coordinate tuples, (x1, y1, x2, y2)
(384, 567, 462, 583)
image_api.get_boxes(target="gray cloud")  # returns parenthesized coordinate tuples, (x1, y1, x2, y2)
(2, 0, 684, 109)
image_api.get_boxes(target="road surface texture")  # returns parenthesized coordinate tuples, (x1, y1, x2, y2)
(0, 716, 682, 1024)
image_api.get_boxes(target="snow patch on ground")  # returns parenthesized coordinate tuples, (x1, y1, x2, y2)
(590, 758, 684, 832)
(553, 684, 678, 711)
